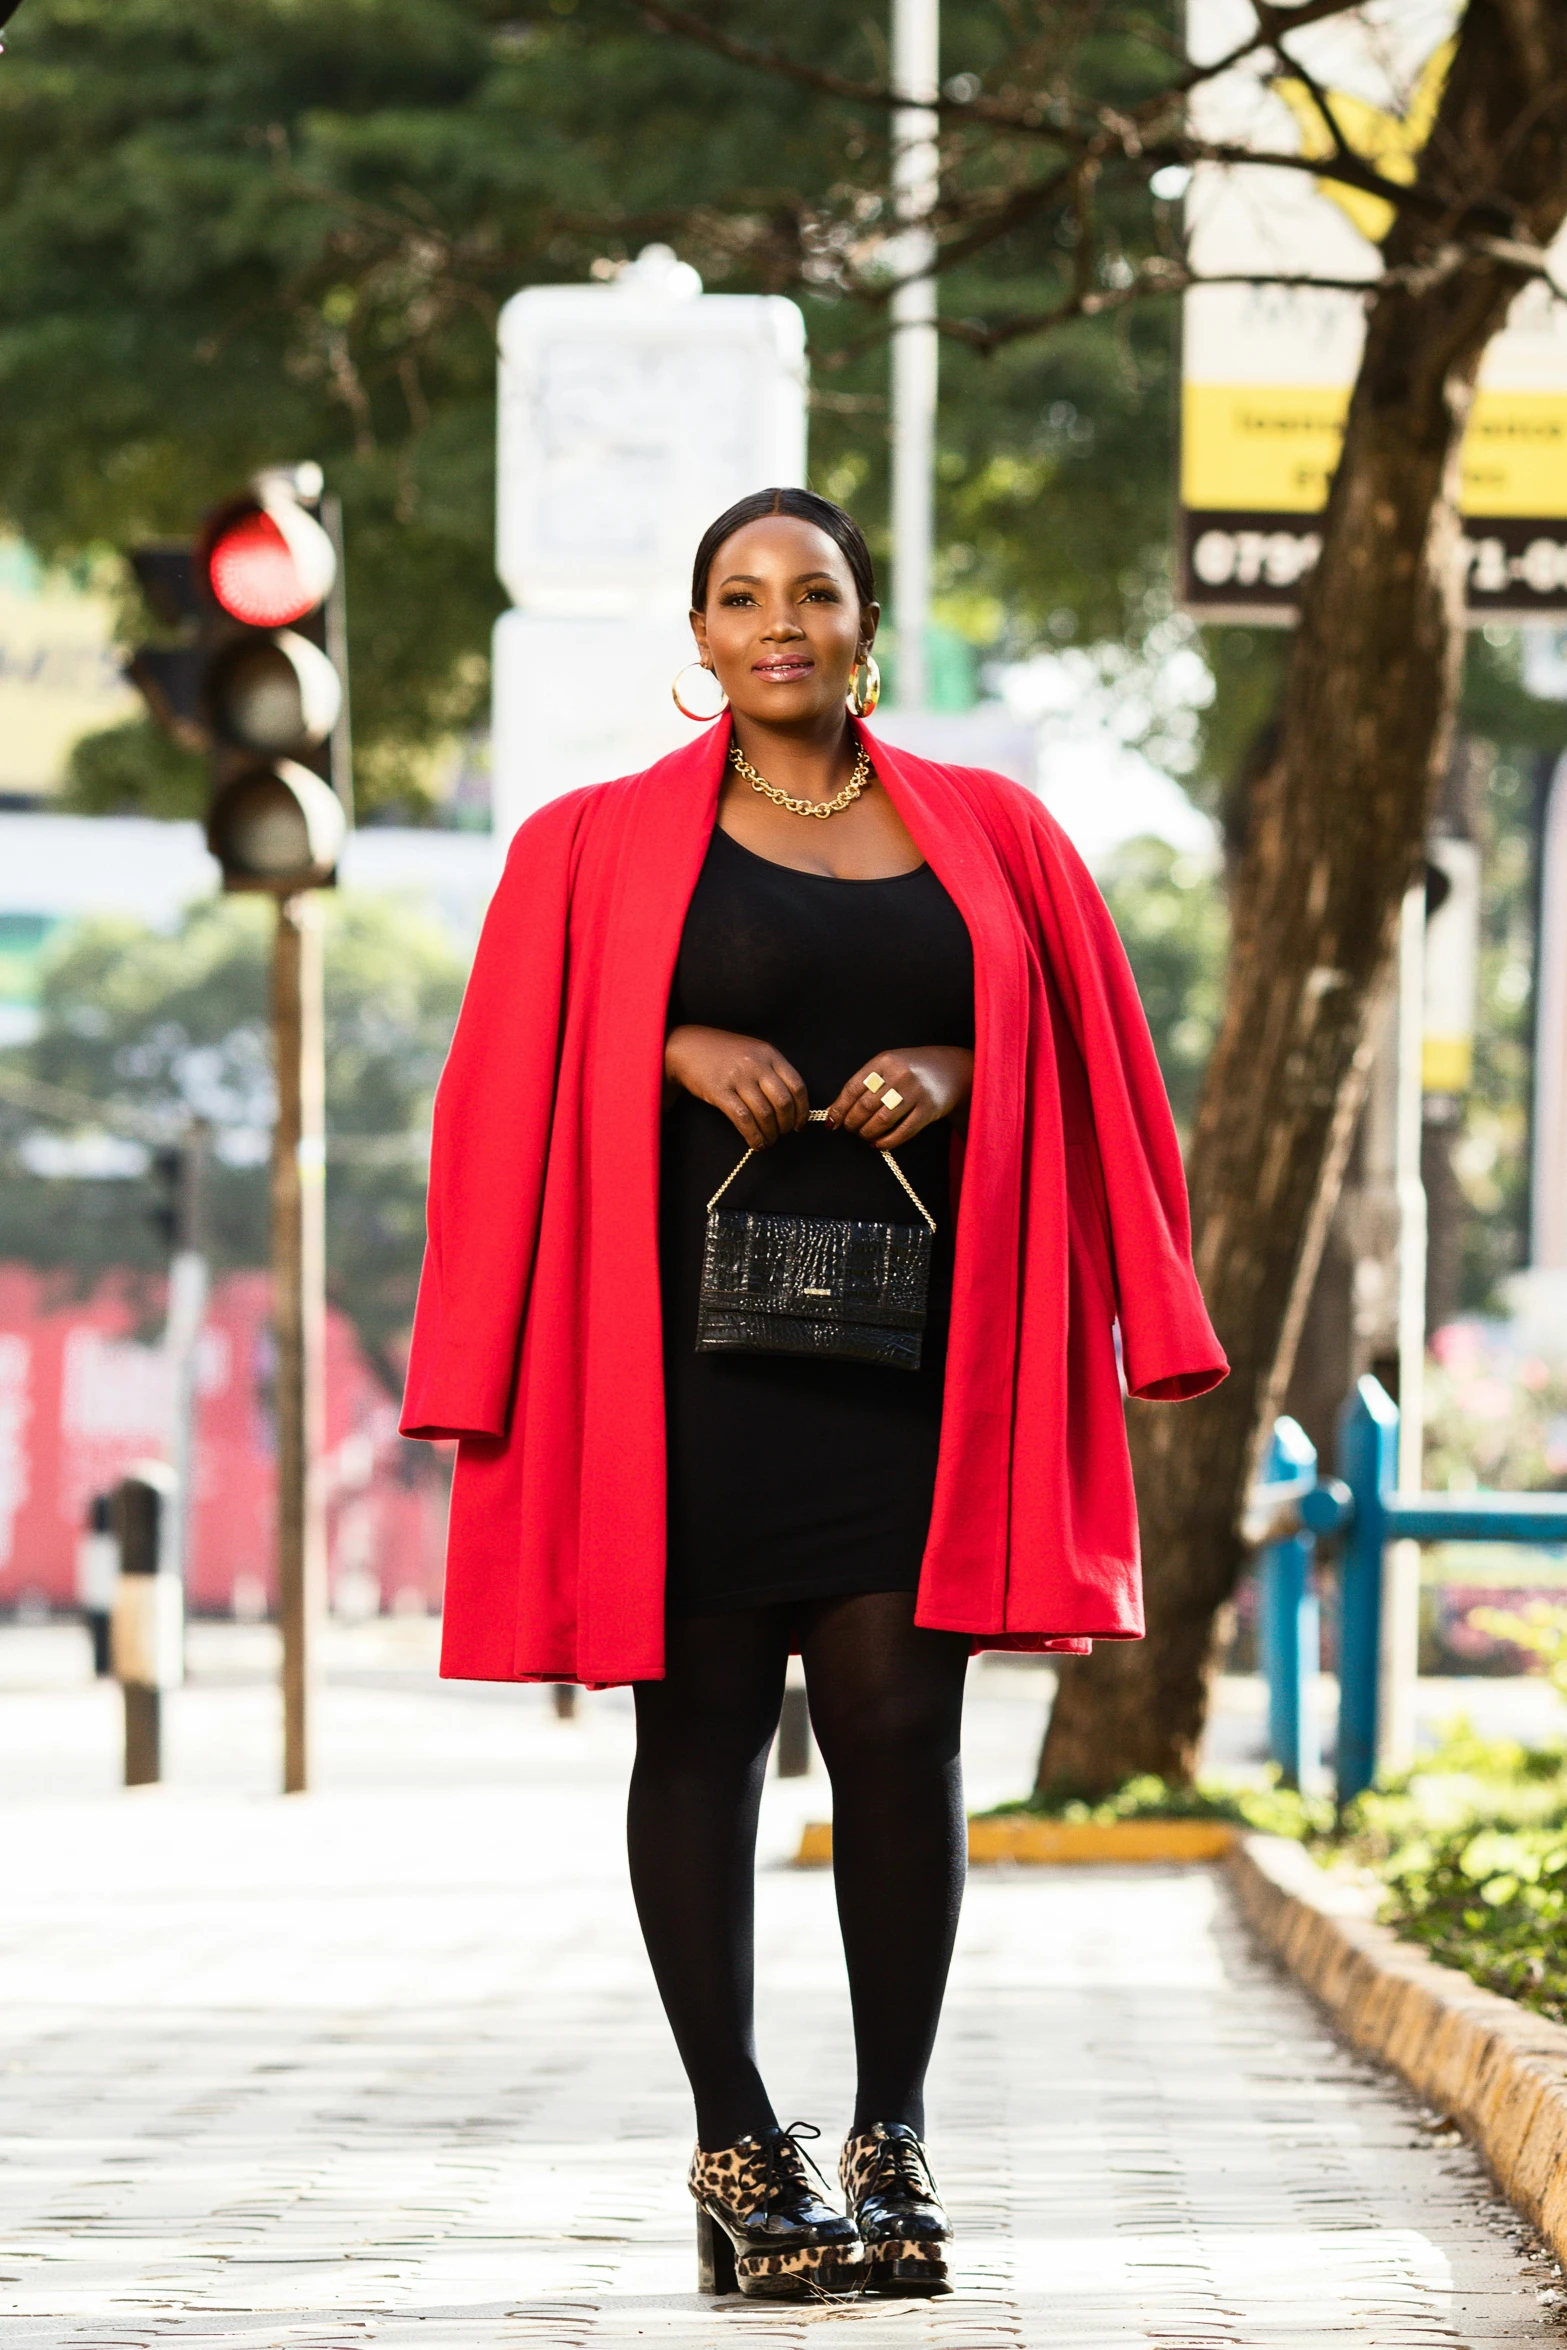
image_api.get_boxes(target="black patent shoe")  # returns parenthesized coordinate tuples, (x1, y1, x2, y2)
(840, 2122, 952, 2295)
(690, 2122, 865, 2299)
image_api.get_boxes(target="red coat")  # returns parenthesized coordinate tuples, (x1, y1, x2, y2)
(401, 719, 1226, 1685)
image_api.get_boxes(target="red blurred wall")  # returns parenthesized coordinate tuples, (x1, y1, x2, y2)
(0, 1265, 448, 1616)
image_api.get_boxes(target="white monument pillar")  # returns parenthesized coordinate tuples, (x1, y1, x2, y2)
(890, 0, 939, 713)
(491, 247, 807, 843)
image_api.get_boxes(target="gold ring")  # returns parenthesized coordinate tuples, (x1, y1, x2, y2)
(881, 1088, 903, 1111)
(863, 1072, 884, 1094)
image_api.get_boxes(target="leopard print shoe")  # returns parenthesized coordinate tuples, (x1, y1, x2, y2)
(840, 2122, 952, 2295)
(689, 2122, 864, 2299)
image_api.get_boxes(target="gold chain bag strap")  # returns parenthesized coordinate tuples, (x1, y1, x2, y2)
(696, 1109, 937, 1373)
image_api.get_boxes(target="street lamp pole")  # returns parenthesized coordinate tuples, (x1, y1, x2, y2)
(891, 0, 939, 713)
(1379, 880, 1428, 1774)
(272, 892, 327, 1796)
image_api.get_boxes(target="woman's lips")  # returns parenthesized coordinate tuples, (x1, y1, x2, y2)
(753, 657, 813, 680)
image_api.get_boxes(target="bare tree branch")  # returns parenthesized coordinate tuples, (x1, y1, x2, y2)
(631, 0, 1525, 263)
(850, 237, 1559, 362)
(631, 0, 1370, 137)
(1270, 37, 1357, 161)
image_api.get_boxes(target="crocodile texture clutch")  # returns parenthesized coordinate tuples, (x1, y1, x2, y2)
(696, 1111, 935, 1372)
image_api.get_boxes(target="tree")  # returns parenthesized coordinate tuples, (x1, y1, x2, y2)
(0, 0, 1182, 815)
(0, 897, 464, 1384)
(1097, 838, 1227, 1138)
(1039, 4, 1567, 1791)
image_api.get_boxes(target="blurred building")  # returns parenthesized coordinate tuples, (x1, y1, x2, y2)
(0, 1265, 447, 1622)
(0, 539, 138, 805)
(0, 811, 500, 1045)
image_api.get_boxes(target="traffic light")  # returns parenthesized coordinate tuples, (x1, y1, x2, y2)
(126, 465, 351, 892)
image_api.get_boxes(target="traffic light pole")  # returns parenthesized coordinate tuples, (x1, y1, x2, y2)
(125, 463, 347, 1796)
(272, 893, 327, 1795)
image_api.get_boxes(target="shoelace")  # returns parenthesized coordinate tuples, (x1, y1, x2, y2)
(758, 2119, 832, 2222)
(868, 2129, 936, 2206)
(759, 2122, 873, 2307)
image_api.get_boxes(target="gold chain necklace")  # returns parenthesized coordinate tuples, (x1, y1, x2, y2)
(729, 740, 871, 821)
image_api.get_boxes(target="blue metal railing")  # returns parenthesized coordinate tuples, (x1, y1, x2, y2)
(1252, 1417, 1321, 1792)
(1249, 1374, 1567, 1808)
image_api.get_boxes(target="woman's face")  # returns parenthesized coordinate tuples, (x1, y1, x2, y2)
(690, 514, 876, 726)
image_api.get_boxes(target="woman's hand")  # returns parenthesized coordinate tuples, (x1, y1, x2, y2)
(825, 1047, 974, 1150)
(665, 1024, 810, 1150)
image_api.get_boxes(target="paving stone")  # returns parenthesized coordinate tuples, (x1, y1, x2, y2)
(1, 1647, 1564, 2346)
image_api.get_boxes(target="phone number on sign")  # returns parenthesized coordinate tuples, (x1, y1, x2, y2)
(1188, 520, 1567, 607)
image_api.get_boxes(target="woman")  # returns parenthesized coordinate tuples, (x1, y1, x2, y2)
(401, 488, 1226, 2302)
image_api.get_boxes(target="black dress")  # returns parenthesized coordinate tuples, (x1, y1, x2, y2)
(661, 826, 976, 1617)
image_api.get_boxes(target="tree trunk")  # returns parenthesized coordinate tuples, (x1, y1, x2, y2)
(1038, 0, 1567, 1797)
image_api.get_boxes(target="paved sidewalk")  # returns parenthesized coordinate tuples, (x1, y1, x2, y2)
(2, 1629, 1564, 2347)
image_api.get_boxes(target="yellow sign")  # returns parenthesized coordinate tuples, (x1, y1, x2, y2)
(1182, 385, 1567, 519)
(1180, 2, 1567, 615)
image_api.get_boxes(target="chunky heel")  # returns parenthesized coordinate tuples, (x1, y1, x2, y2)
(689, 2125, 864, 2301)
(695, 2202, 738, 2296)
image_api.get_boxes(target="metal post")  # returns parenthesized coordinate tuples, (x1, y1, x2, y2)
(1335, 1375, 1398, 1807)
(273, 893, 327, 1796)
(161, 1124, 209, 1604)
(1258, 1419, 1320, 1790)
(1381, 883, 1427, 1773)
(891, 0, 939, 711)
(111, 1467, 181, 1787)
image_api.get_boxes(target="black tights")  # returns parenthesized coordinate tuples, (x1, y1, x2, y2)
(627, 1590, 970, 2150)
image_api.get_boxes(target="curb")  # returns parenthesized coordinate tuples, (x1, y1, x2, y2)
(794, 1817, 1239, 1866)
(1230, 1833, 1567, 2264)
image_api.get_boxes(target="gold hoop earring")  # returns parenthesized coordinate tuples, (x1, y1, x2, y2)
(671, 660, 728, 723)
(847, 652, 881, 719)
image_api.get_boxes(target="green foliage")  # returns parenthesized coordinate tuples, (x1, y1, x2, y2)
(1318, 1724, 1567, 2028)
(1184, 628, 1289, 846)
(1378, 1823, 1567, 2025)
(0, 897, 463, 1381)
(987, 1718, 1567, 2028)
(1097, 837, 1228, 1132)
(988, 1769, 1331, 1840)
(0, 0, 1185, 813)
(1467, 1604, 1567, 1704)
(1346, 1725, 1567, 2028)
(1462, 631, 1567, 756)
(64, 720, 209, 820)
(1423, 1325, 1567, 1497)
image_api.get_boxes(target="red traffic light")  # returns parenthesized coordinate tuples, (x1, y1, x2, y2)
(204, 501, 336, 628)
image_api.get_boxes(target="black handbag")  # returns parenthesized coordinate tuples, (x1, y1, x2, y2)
(696, 1109, 936, 1372)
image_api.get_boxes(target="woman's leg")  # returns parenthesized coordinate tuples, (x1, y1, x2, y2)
(628, 1605, 792, 2149)
(798, 1591, 970, 2135)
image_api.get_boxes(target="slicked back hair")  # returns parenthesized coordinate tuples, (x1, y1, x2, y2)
(690, 487, 876, 614)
